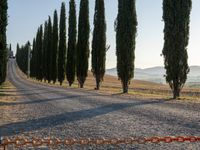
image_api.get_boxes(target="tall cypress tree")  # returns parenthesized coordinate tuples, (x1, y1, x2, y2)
(9, 44, 11, 56)
(46, 16, 52, 83)
(77, 0, 90, 88)
(58, 2, 67, 85)
(92, 0, 106, 90)
(66, 0, 77, 86)
(43, 21, 48, 82)
(16, 43, 20, 63)
(162, 0, 192, 99)
(16, 42, 29, 74)
(30, 38, 36, 78)
(0, 0, 8, 84)
(51, 10, 59, 84)
(37, 25, 43, 81)
(34, 28, 40, 80)
(116, 0, 137, 93)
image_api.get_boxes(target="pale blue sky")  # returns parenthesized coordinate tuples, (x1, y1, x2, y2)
(7, 0, 200, 69)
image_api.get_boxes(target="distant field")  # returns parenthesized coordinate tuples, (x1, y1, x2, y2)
(83, 73, 200, 101)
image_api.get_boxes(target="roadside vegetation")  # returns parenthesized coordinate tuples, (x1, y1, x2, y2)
(16, 63, 200, 102)
(0, 0, 8, 85)
(15, 0, 195, 100)
(0, 81, 17, 104)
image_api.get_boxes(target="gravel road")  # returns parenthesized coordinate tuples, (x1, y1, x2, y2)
(1, 59, 200, 150)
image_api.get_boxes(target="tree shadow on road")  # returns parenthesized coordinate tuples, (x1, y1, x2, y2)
(0, 100, 167, 137)
(0, 92, 108, 106)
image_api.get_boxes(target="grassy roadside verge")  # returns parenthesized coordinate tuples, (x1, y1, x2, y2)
(15, 62, 200, 102)
(0, 81, 17, 104)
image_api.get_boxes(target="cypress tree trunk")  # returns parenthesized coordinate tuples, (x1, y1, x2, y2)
(95, 77, 100, 90)
(52, 10, 59, 84)
(66, 0, 77, 87)
(77, 0, 90, 88)
(58, 2, 67, 86)
(162, 0, 192, 99)
(116, 0, 137, 93)
(92, 0, 106, 90)
(173, 82, 180, 99)
(122, 80, 128, 93)
(0, 0, 8, 85)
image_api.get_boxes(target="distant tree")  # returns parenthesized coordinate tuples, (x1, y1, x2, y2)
(16, 43, 20, 63)
(9, 44, 11, 52)
(116, 0, 137, 93)
(77, 0, 90, 88)
(66, 0, 77, 87)
(43, 21, 48, 82)
(16, 43, 20, 72)
(34, 28, 40, 80)
(30, 38, 36, 78)
(8, 44, 12, 58)
(0, 0, 8, 84)
(51, 10, 59, 84)
(162, 0, 192, 99)
(16, 42, 30, 74)
(46, 16, 52, 83)
(36, 25, 43, 81)
(58, 2, 67, 85)
(92, 0, 106, 90)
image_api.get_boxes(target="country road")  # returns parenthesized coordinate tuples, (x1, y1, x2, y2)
(1, 59, 200, 149)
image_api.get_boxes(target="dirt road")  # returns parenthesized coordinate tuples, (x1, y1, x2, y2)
(1, 59, 200, 149)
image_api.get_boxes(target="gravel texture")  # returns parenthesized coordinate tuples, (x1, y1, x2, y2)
(0, 60, 200, 150)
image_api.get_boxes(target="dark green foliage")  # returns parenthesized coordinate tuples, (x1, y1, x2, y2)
(46, 16, 52, 83)
(30, 25, 43, 81)
(66, 0, 77, 86)
(0, 0, 8, 84)
(30, 38, 36, 78)
(162, 0, 192, 99)
(16, 43, 20, 63)
(16, 42, 30, 74)
(116, 0, 137, 93)
(35, 25, 43, 81)
(77, 0, 90, 88)
(58, 2, 67, 85)
(51, 10, 59, 84)
(43, 21, 48, 82)
(9, 44, 11, 52)
(92, 0, 106, 90)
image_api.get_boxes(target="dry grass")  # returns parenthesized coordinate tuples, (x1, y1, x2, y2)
(0, 81, 18, 104)
(16, 63, 200, 102)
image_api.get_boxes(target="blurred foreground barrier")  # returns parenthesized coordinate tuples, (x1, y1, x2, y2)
(1, 136, 200, 149)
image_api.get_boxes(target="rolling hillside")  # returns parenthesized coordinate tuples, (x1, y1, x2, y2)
(106, 66, 200, 86)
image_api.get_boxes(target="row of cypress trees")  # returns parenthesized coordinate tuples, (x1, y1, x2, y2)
(0, 0, 8, 85)
(17, 0, 104, 89)
(16, 0, 192, 99)
(29, 3, 65, 84)
(16, 42, 30, 74)
(115, 0, 192, 98)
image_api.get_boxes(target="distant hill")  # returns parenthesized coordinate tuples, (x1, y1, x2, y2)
(106, 66, 200, 85)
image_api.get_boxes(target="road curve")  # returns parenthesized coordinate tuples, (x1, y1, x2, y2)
(1, 59, 200, 149)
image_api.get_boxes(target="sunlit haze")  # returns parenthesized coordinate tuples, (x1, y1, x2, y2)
(7, 0, 200, 69)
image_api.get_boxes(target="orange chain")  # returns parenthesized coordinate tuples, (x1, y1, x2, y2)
(1, 136, 200, 148)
